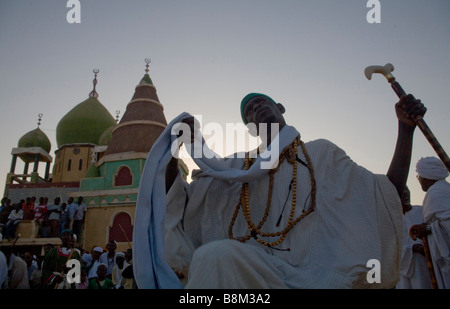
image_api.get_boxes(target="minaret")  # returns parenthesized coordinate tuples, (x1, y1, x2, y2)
(101, 59, 167, 162)
(76, 59, 170, 252)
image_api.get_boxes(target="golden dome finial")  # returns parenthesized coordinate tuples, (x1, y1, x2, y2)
(145, 58, 151, 74)
(37, 113, 43, 127)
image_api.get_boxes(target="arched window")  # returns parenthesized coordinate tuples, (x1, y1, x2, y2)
(114, 166, 133, 186)
(109, 212, 133, 243)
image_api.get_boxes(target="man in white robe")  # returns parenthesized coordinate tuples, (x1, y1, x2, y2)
(134, 92, 426, 289)
(410, 156, 450, 289)
(1, 246, 29, 289)
(397, 187, 433, 289)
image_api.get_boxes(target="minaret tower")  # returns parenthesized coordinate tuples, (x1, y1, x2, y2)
(100, 59, 167, 162)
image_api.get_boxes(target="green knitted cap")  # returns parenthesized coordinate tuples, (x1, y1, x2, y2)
(240, 93, 276, 124)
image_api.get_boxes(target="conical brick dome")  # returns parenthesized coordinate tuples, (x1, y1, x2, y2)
(102, 60, 167, 161)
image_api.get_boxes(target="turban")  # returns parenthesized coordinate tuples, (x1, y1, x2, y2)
(93, 246, 104, 253)
(240, 93, 276, 124)
(416, 156, 449, 180)
(82, 253, 92, 264)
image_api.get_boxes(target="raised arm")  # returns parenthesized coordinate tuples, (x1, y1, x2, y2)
(165, 156, 180, 193)
(165, 116, 197, 193)
(386, 94, 426, 197)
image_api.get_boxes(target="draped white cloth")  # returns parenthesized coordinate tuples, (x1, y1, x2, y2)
(422, 179, 450, 289)
(134, 112, 404, 289)
(397, 206, 433, 289)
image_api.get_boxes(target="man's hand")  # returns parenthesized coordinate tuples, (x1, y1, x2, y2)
(166, 117, 197, 193)
(395, 94, 427, 128)
(409, 223, 431, 240)
(54, 275, 64, 284)
(387, 93, 427, 199)
(179, 116, 197, 144)
(412, 243, 426, 256)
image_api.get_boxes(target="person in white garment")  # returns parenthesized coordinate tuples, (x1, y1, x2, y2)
(0, 250, 8, 288)
(410, 156, 450, 289)
(0, 246, 29, 289)
(133, 92, 426, 289)
(396, 187, 433, 289)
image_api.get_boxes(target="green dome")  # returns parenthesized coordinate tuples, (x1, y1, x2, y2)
(56, 97, 117, 147)
(18, 127, 51, 153)
(98, 124, 116, 146)
(140, 73, 153, 85)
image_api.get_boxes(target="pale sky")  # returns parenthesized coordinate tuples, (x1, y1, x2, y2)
(0, 0, 449, 205)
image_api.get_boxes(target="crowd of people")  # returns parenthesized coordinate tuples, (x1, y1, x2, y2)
(0, 195, 86, 241)
(0, 230, 135, 289)
(0, 195, 138, 289)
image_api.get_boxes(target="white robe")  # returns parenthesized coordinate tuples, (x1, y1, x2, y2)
(396, 206, 433, 289)
(422, 179, 450, 289)
(165, 138, 403, 289)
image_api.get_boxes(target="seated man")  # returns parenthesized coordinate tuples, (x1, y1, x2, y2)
(134, 93, 426, 289)
(4, 204, 23, 240)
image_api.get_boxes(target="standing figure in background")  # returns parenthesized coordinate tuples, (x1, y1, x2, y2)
(410, 156, 450, 289)
(72, 197, 87, 240)
(397, 187, 432, 289)
(100, 240, 118, 278)
(47, 197, 62, 238)
(4, 204, 23, 240)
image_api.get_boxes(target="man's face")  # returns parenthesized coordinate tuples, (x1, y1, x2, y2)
(243, 96, 285, 127)
(125, 250, 132, 261)
(60, 232, 72, 244)
(106, 241, 116, 252)
(417, 175, 435, 192)
(116, 256, 125, 268)
(24, 252, 33, 266)
(97, 265, 107, 278)
(92, 250, 102, 259)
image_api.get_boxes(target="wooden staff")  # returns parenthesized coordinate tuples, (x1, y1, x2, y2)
(422, 236, 439, 289)
(11, 233, 21, 247)
(409, 225, 439, 289)
(365, 63, 450, 172)
(119, 224, 132, 249)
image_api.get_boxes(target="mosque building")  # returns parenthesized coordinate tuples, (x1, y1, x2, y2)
(1, 60, 188, 253)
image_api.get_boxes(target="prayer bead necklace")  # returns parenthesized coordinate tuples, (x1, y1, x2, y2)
(228, 136, 316, 249)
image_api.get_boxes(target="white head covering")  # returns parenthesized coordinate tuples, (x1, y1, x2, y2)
(416, 156, 449, 180)
(93, 246, 103, 253)
(82, 253, 92, 264)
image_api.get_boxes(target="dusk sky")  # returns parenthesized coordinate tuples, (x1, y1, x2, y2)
(0, 0, 449, 205)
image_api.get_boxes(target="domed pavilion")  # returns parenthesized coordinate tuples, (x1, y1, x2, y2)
(8, 114, 53, 184)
